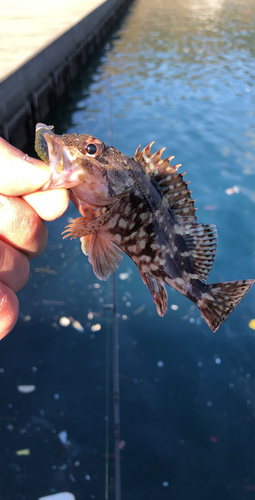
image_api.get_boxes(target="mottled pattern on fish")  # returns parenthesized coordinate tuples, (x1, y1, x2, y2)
(35, 124, 254, 332)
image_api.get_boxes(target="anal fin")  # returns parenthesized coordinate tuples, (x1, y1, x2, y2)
(141, 272, 168, 316)
(87, 233, 123, 281)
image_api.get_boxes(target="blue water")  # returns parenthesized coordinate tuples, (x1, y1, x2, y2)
(0, 0, 254, 498)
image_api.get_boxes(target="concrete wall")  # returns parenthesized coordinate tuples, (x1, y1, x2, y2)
(0, 0, 131, 149)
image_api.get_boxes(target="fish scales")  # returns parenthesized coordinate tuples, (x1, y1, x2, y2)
(34, 123, 254, 332)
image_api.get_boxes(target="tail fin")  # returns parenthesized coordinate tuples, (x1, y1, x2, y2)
(198, 280, 254, 332)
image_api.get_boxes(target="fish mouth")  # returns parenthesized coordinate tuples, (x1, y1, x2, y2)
(35, 124, 81, 190)
(35, 123, 71, 174)
(43, 133, 67, 173)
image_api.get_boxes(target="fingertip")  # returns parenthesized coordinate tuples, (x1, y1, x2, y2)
(0, 283, 19, 340)
(0, 138, 50, 196)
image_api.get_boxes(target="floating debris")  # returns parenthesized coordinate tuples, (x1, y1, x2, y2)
(58, 431, 69, 446)
(243, 485, 255, 492)
(103, 304, 114, 310)
(225, 186, 240, 195)
(170, 304, 178, 311)
(157, 361, 164, 368)
(15, 449, 30, 456)
(248, 319, 255, 330)
(133, 304, 146, 315)
(57, 464, 67, 471)
(42, 300, 65, 306)
(38, 493, 76, 500)
(214, 357, 221, 365)
(210, 436, 218, 443)
(34, 267, 58, 275)
(72, 320, 84, 332)
(162, 481, 169, 487)
(93, 283, 100, 289)
(119, 440, 126, 450)
(17, 385, 36, 394)
(59, 317, 71, 327)
(91, 324, 101, 332)
(203, 205, 217, 210)
(119, 272, 130, 280)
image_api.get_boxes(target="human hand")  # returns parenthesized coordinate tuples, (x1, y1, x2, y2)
(0, 137, 69, 339)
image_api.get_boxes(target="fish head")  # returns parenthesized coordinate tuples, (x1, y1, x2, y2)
(35, 123, 134, 206)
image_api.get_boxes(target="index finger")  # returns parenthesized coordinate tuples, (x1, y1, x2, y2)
(0, 137, 50, 196)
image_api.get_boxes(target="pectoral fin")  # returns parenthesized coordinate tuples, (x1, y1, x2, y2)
(141, 272, 168, 316)
(62, 205, 117, 239)
(86, 233, 123, 281)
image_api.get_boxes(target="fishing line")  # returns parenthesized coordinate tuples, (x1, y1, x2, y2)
(104, 304, 110, 500)
(112, 271, 121, 500)
(107, 49, 121, 500)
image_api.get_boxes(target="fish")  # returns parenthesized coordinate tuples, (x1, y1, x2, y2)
(34, 123, 254, 332)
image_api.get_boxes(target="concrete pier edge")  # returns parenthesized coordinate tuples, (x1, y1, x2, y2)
(0, 0, 132, 149)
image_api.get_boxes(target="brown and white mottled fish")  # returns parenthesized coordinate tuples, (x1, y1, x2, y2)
(35, 123, 254, 332)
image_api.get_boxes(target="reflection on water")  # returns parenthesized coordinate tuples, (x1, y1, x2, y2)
(0, 0, 255, 499)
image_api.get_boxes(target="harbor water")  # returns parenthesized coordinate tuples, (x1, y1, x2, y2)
(0, 0, 254, 498)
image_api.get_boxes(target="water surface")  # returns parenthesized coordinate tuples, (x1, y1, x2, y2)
(0, 0, 254, 498)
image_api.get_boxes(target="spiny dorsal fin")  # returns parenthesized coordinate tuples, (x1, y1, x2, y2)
(182, 223, 218, 282)
(134, 143, 197, 224)
(134, 143, 195, 217)
(159, 170, 198, 223)
(134, 143, 180, 176)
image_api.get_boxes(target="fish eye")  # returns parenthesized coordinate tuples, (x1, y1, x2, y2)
(85, 143, 98, 155)
(79, 138, 104, 158)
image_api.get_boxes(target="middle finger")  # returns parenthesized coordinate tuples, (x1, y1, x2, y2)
(0, 194, 48, 259)
(0, 239, 30, 292)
